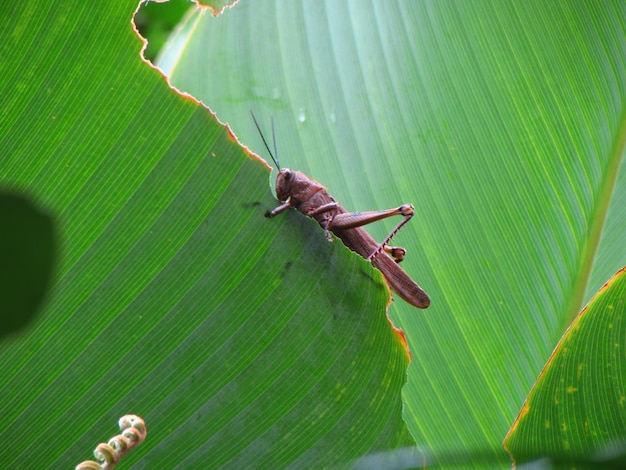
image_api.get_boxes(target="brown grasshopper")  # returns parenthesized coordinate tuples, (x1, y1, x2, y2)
(252, 112, 430, 309)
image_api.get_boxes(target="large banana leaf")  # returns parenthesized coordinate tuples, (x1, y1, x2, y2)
(1, 0, 625, 468)
(157, 0, 626, 466)
(1, 1, 410, 468)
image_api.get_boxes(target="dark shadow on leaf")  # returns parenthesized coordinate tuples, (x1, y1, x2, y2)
(0, 192, 56, 339)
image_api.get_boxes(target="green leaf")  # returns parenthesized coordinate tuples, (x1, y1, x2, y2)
(156, 0, 626, 465)
(1, 1, 413, 468)
(133, 0, 192, 62)
(2, 0, 626, 468)
(504, 267, 626, 464)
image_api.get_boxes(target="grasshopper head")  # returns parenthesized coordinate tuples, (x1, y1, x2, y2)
(275, 168, 293, 202)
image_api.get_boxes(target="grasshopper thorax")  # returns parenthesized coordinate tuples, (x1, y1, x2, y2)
(275, 168, 326, 204)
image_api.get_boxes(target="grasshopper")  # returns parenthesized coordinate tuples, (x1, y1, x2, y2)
(252, 112, 430, 309)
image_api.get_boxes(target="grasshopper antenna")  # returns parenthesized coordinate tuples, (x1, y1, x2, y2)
(250, 110, 280, 170)
(271, 116, 278, 167)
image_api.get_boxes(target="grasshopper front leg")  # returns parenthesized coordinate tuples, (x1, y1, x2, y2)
(328, 204, 414, 262)
(265, 200, 292, 218)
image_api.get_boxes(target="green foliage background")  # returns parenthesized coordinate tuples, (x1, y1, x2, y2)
(1, 0, 625, 468)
